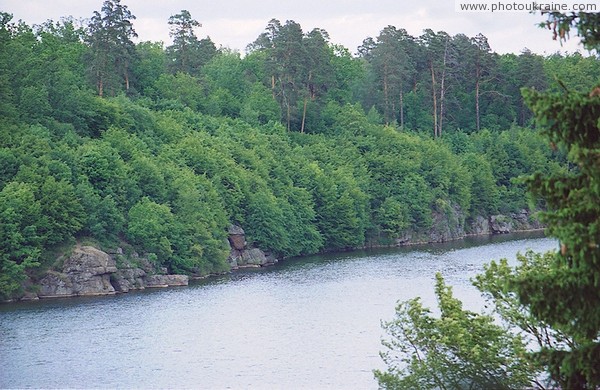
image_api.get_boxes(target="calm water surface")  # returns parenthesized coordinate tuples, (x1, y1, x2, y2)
(0, 232, 556, 389)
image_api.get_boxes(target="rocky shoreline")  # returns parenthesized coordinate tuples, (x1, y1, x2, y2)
(361, 208, 543, 249)
(10, 210, 543, 303)
(16, 224, 278, 302)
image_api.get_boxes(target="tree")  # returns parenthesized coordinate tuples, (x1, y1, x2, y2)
(515, 49, 547, 126)
(127, 197, 175, 263)
(86, 0, 137, 96)
(249, 19, 306, 131)
(369, 26, 416, 127)
(420, 30, 452, 138)
(0, 182, 42, 300)
(450, 33, 496, 133)
(37, 176, 84, 245)
(515, 81, 600, 387)
(166, 10, 205, 74)
(376, 12, 600, 390)
(375, 273, 534, 389)
(300, 28, 333, 133)
(133, 41, 166, 96)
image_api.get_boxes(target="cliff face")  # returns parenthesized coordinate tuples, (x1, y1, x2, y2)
(227, 225, 278, 269)
(384, 207, 543, 247)
(39, 246, 118, 298)
(35, 246, 189, 300)
(478, 210, 543, 235)
(29, 225, 276, 301)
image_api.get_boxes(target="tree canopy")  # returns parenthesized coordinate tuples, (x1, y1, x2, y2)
(376, 12, 600, 389)
(0, 3, 598, 311)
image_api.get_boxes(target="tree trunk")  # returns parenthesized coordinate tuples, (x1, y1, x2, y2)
(399, 89, 404, 129)
(475, 71, 480, 132)
(439, 39, 449, 138)
(301, 71, 312, 133)
(431, 62, 438, 138)
(383, 63, 390, 125)
(98, 71, 103, 98)
(301, 96, 308, 133)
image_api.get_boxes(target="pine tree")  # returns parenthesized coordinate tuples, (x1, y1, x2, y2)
(86, 0, 137, 97)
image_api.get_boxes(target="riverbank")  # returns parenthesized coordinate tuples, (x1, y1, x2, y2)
(4, 210, 546, 303)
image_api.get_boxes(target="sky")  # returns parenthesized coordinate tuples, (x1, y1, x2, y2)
(1, 0, 587, 55)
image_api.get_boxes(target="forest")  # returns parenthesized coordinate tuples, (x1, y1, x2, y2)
(0, 1, 599, 301)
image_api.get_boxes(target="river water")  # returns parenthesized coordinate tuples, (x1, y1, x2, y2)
(0, 232, 556, 389)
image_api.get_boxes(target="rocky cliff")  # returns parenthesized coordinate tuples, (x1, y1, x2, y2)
(36, 245, 189, 299)
(386, 207, 543, 247)
(39, 246, 118, 298)
(227, 225, 278, 269)
(31, 225, 276, 301)
(471, 209, 543, 236)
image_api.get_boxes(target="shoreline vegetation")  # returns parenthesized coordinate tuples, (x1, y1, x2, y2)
(1, 2, 598, 302)
(3, 227, 547, 304)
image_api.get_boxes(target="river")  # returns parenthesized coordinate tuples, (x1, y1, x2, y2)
(0, 232, 556, 389)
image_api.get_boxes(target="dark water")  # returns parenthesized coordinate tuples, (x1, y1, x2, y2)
(0, 232, 556, 389)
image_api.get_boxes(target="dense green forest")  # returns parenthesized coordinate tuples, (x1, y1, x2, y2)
(0, 1, 598, 300)
(375, 12, 600, 389)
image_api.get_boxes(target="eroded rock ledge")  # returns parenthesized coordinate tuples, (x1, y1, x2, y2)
(388, 208, 543, 247)
(227, 225, 278, 269)
(34, 225, 275, 300)
(37, 246, 189, 299)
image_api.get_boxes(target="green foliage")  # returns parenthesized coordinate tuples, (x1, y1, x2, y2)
(376, 13, 600, 390)
(0, 8, 590, 299)
(473, 250, 570, 389)
(0, 182, 42, 299)
(37, 177, 84, 245)
(461, 152, 499, 215)
(127, 197, 175, 263)
(516, 85, 600, 388)
(375, 273, 534, 389)
(153, 72, 205, 111)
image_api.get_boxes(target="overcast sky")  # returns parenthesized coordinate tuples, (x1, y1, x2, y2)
(2, 0, 586, 55)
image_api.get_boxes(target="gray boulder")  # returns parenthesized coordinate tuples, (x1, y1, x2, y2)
(39, 246, 117, 298)
(228, 224, 246, 250)
(490, 215, 512, 234)
(145, 274, 189, 288)
(112, 268, 146, 293)
(241, 248, 269, 266)
(39, 271, 75, 298)
(469, 215, 490, 235)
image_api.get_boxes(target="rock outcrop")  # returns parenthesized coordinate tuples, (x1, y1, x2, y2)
(37, 245, 189, 299)
(227, 225, 278, 269)
(387, 208, 543, 247)
(111, 267, 146, 293)
(490, 215, 512, 234)
(429, 204, 466, 243)
(145, 274, 189, 288)
(489, 211, 541, 234)
(31, 224, 277, 301)
(469, 215, 490, 235)
(39, 246, 117, 298)
(228, 224, 246, 250)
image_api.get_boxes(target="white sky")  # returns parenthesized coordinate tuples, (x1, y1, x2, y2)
(0, 0, 587, 55)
